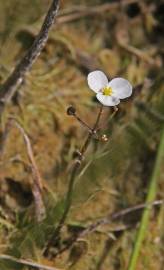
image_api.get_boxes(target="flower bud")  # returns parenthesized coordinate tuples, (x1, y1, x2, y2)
(101, 134, 108, 142)
(67, 106, 76, 116)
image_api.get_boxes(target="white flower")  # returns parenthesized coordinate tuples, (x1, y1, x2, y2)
(87, 70, 132, 106)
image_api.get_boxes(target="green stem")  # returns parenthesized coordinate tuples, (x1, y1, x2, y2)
(44, 104, 103, 256)
(127, 126, 164, 270)
(58, 105, 103, 227)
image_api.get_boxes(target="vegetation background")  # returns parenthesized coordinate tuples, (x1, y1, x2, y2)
(0, 0, 163, 269)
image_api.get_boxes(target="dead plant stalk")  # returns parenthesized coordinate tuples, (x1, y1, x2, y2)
(53, 200, 163, 258)
(0, 254, 63, 270)
(0, 0, 60, 115)
(14, 120, 45, 222)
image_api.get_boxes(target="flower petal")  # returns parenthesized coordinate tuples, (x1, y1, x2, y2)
(87, 70, 108, 93)
(96, 93, 120, 106)
(108, 78, 132, 99)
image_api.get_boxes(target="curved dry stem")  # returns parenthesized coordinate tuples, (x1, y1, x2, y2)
(14, 119, 45, 222)
(0, 254, 62, 270)
(53, 200, 163, 258)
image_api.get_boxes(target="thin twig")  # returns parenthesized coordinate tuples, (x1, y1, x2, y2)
(0, 119, 13, 157)
(119, 43, 155, 65)
(96, 237, 112, 270)
(44, 104, 104, 256)
(14, 120, 46, 222)
(52, 200, 163, 257)
(0, 254, 63, 270)
(81, 200, 163, 237)
(57, 0, 141, 24)
(0, 0, 60, 114)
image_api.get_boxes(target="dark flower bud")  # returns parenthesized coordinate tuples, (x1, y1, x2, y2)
(67, 106, 76, 116)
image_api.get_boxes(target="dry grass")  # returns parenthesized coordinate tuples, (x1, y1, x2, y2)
(0, 0, 164, 269)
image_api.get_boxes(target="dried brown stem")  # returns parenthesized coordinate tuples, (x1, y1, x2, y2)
(119, 43, 155, 65)
(0, 120, 13, 157)
(57, 0, 141, 24)
(0, 254, 63, 270)
(0, 0, 60, 114)
(52, 199, 163, 258)
(96, 238, 112, 270)
(14, 120, 45, 222)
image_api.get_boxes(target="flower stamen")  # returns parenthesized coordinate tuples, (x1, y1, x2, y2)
(102, 86, 113, 96)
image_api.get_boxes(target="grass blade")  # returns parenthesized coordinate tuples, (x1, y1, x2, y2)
(127, 126, 164, 270)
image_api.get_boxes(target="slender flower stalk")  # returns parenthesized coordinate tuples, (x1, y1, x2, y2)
(67, 105, 93, 132)
(44, 69, 132, 256)
(74, 114, 93, 133)
(44, 104, 103, 256)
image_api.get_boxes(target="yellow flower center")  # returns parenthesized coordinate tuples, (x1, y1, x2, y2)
(103, 86, 113, 96)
